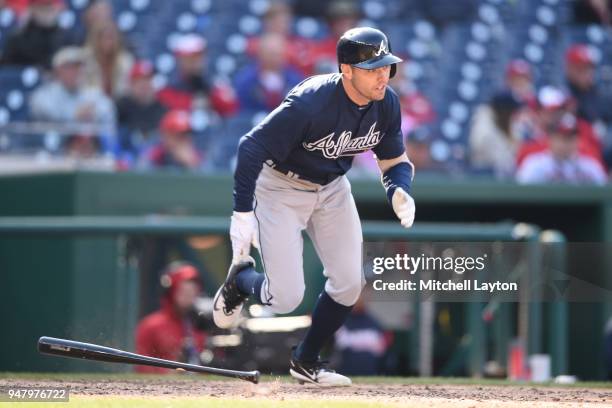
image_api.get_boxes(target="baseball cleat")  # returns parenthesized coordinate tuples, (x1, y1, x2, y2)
(289, 350, 352, 387)
(213, 257, 256, 329)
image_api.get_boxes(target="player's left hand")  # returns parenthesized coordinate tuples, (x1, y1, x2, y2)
(392, 188, 415, 228)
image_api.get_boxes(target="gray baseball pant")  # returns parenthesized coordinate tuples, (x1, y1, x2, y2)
(253, 165, 365, 314)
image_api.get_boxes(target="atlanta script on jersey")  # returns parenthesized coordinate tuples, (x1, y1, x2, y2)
(303, 123, 383, 159)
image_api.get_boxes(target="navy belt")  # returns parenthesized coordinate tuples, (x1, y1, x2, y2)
(267, 162, 341, 186)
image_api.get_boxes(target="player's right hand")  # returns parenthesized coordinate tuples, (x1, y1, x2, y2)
(392, 188, 415, 228)
(230, 211, 259, 264)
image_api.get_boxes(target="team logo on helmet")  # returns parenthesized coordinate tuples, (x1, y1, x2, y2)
(374, 40, 389, 57)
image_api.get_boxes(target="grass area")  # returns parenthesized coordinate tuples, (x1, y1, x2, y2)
(1, 396, 396, 408)
(1, 372, 611, 389)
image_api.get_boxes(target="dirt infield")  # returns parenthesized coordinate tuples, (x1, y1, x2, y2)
(1, 377, 611, 407)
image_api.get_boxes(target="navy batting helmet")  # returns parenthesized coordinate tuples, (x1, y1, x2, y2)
(337, 27, 402, 78)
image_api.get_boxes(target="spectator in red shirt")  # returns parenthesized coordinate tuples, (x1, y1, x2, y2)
(157, 34, 238, 117)
(139, 110, 204, 171)
(135, 263, 207, 374)
(516, 113, 607, 185)
(309, 0, 361, 74)
(565, 44, 612, 130)
(246, 0, 314, 76)
(515, 86, 602, 167)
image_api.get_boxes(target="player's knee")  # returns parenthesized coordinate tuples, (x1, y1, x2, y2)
(345, 277, 366, 305)
(329, 275, 365, 306)
(271, 289, 304, 314)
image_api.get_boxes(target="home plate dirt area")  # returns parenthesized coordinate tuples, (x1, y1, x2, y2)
(1, 376, 611, 407)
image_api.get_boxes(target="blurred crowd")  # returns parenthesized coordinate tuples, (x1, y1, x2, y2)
(470, 50, 610, 185)
(0, 0, 610, 184)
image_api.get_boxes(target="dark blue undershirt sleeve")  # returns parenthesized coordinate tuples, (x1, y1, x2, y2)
(233, 136, 270, 212)
(233, 95, 310, 212)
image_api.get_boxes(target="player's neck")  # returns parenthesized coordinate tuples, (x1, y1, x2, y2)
(341, 75, 371, 107)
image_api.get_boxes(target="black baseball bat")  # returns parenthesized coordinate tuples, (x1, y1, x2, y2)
(38, 336, 260, 384)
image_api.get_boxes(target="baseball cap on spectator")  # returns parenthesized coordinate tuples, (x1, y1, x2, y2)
(566, 44, 594, 66)
(52, 47, 85, 68)
(506, 59, 531, 78)
(130, 60, 154, 80)
(160, 110, 191, 133)
(160, 262, 201, 301)
(172, 34, 206, 56)
(536, 86, 570, 110)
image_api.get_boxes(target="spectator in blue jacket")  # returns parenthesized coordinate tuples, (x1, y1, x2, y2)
(234, 32, 304, 113)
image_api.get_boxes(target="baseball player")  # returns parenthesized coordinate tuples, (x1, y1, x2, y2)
(213, 27, 416, 386)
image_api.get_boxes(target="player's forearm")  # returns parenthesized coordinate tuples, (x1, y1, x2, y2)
(381, 160, 414, 204)
(233, 136, 269, 212)
(378, 154, 415, 204)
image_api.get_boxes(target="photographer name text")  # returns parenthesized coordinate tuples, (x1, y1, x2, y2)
(372, 279, 517, 292)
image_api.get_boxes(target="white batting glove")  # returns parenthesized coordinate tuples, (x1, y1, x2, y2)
(230, 211, 259, 264)
(392, 188, 416, 228)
